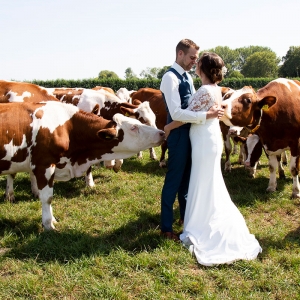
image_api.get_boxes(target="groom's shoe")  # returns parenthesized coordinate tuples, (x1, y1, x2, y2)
(160, 231, 179, 242)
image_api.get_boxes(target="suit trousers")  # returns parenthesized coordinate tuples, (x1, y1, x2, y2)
(161, 125, 191, 232)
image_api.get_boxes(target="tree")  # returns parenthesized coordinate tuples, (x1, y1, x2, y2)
(98, 70, 119, 79)
(241, 51, 279, 77)
(228, 70, 244, 78)
(140, 67, 160, 79)
(279, 46, 300, 77)
(157, 66, 171, 79)
(124, 67, 138, 79)
(202, 46, 239, 77)
(235, 46, 274, 71)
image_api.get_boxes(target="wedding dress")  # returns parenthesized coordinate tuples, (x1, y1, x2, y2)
(180, 84, 262, 266)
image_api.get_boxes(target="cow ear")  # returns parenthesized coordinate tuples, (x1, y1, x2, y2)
(97, 128, 118, 140)
(92, 104, 100, 115)
(258, 96, 277, 109)
(120, 106, 135, 117)
(132, 99, 142, 105)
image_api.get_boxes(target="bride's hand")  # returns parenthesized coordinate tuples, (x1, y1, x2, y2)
(164, 124, 172, 139)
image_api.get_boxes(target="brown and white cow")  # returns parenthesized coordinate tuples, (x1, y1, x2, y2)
(0, 101, 165, 230)
(0, 80, 58, 103)
(219, 87, 249, 172)
(46, 87, 157, 176)
(220, 78, 300, 198)
(92, 86, 115, 94)
(131, 88, 168, 167)
(116, 87, 136, 103)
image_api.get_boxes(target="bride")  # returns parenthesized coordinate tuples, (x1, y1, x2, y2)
(164, 52, 262, 266)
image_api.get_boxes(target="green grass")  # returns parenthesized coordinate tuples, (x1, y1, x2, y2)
(0, 149, 299, 299)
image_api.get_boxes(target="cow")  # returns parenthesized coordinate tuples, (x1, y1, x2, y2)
(0, 80, 58, 103)
(0, 101, 165, 230)
(46, 87, 157, 177)
(92, 86, 115, 94)
(116, 87, 136, 103)
(131, 88, 168, 167)
(220, 78, 300, 198)
(219, 87, 249, 172)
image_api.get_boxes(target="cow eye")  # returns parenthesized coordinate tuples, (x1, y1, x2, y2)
(246, 98, 251, 104)
(130, 125, 138, 132)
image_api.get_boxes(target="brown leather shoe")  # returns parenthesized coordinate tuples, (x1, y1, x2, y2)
(160, 231, 179, 242)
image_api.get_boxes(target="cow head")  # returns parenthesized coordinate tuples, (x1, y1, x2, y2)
(110, 113, 165, 153)
(220, 86, 277, 128)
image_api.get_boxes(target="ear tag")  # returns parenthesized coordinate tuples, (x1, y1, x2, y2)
(105, 135, 111, 139)
(125, 112, 130, 117)
(262, 104, 269, 111)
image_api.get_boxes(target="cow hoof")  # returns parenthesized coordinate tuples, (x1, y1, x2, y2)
(113, 166, 121, 173)
(159, 161, 167, 168)
(5, 193, 15, 202)
(266, 187, 276, 193)
(292, 192, 300, 199)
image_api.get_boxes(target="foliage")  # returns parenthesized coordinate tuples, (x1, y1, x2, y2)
(157, 66, 171, 79)
(200, 46, 280, 78)
(241, 51, 280, 78)
(30, 77, 300, 93)
(98, 70, 119, 79)
(279, 46, 300, 77)
(0, 149, 300, 299)
(140, 67, 161, 79)
(228, 70, 244, 79)
(124, 67, 138, 80)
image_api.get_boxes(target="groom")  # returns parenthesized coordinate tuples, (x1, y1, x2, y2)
(160, 39, 221, 241)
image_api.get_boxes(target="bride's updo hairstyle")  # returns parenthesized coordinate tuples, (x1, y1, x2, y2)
(198, 52, 225, 83)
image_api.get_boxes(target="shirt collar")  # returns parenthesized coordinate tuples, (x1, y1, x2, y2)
(171, 62, 186, 76)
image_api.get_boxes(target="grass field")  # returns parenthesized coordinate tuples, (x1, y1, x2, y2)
(0, 148, 299, 299)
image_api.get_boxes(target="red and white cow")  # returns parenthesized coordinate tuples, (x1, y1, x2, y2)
(0, 101, 165, 230)
(116, 87, 136, 103)
(46, 87, 157, 177)
(220, 78, 300, 198)
(0, 80, 58, 103)
(92, 86, 115, 94)
(219, 87, 249, 172)
(131, 88, 168, 167)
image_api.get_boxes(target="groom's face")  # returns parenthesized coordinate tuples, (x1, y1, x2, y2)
(178, 47, 199, 71)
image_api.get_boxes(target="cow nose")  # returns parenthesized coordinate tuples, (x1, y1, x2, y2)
(221, 103, 227, 110)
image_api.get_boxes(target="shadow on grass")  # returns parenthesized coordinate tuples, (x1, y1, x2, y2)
(1, 210, 170, 263)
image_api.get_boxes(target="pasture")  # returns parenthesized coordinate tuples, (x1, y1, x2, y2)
(0, 148, 299, 299)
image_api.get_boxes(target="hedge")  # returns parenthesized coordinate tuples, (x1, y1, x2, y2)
(31, 77, 300, 91)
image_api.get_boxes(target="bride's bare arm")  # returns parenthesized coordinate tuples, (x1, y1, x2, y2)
(164, 121, 184, 139)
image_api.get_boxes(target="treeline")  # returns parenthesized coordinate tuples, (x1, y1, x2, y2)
(31, 77, 300, 91)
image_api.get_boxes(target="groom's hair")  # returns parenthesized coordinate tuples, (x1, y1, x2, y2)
(176, 39, 200, 56)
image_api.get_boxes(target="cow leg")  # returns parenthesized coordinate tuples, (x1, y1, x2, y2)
(238, 143, 245, 165)
(281, 150, 288, 166)
(224, 135, 232, 172)
(266, 155, 278, 192)
(85, 166, 95, 187)
(113, 159, 123, 173)
(5, 174, 16, 202)
(35, 165, 57, 230)
(233, 143, 238, 154)
(30, 171, 39, 198)
(159, 141, 168, 168)
(277, 154, 286, 179)
(137, 151, 143, 159)
(290, 156, 300, 198)
(149, 148, 157, 160)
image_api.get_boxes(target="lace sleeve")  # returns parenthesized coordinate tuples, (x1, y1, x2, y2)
(187, 87, 216, 112)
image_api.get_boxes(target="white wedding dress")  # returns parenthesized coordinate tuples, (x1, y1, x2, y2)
(180, 84, 262, 266)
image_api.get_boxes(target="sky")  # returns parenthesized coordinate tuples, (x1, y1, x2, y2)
(1, 0, 299, 81)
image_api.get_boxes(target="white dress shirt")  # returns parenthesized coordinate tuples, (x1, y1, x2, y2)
(160, 62, 206, 124)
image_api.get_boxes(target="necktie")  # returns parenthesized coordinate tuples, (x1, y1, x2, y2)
(182, 72, 188, 80)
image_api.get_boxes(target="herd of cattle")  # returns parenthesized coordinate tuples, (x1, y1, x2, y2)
(0, 78, 299, 230)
